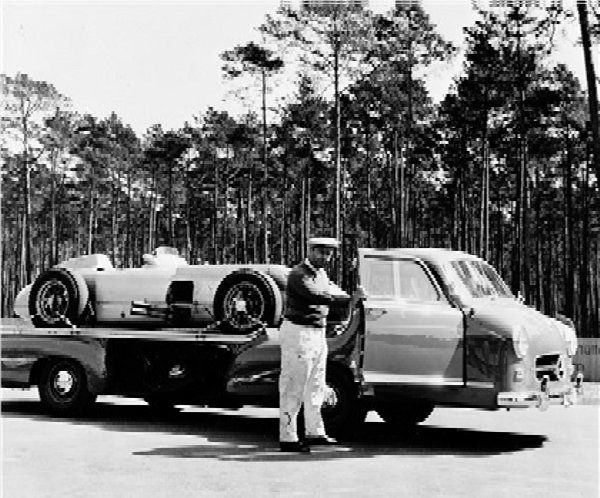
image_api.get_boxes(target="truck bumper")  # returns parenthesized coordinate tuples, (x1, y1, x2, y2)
(497, 374, 584, 410)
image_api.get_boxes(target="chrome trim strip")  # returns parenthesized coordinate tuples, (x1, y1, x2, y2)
(364, 373, 464, 386)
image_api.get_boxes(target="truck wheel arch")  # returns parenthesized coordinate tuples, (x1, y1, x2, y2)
(29, 357, 51, 386)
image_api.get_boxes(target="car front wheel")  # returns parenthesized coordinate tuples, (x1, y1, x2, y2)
(375, 399, 434, 428)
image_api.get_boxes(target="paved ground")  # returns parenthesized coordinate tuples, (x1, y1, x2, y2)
(1, 387, 598, 498)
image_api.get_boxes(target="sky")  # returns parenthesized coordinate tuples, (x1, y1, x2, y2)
(1, 0, 592, 137)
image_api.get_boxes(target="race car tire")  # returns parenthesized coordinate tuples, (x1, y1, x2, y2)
(375, 399, 435, 428)
(38, 359, 97, 416)
(29, 268, 89, 328)
(213, 269, 283, 334)
(322, 367, 367, 436)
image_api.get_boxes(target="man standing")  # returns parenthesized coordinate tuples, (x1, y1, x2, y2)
(278, 237, 345, 453)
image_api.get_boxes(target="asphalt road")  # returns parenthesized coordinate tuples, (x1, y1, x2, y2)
(1, 388, 598, 498)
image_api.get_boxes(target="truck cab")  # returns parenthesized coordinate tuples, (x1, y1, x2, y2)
(357, 248, 580, 416)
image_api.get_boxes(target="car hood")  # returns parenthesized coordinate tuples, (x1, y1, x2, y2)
(468, 298, 567, 355)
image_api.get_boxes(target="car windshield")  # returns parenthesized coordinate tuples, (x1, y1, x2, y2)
(154, 246, 180, 257)
(449, 260, 513, 299)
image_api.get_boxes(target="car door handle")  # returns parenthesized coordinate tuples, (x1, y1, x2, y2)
(366, 308, 387, 318)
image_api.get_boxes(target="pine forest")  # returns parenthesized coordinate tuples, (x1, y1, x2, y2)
(1, 2, 599, 337)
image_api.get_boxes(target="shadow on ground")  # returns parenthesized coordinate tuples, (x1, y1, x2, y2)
(1, 398, 547, 461)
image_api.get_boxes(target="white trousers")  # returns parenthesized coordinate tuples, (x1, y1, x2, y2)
(279, 320, 328, 442)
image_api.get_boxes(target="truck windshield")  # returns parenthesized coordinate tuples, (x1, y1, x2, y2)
(450, 260, 513, 299)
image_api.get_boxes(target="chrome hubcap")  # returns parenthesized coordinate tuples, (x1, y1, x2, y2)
(38, 279, 69, 322)
(323, 383, 339, 411)
(224, 283, 265, 328)
(53, 370, 75, 395)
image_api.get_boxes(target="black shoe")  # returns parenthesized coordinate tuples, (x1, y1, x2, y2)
(280, 441, 311, 453)
(304, 435, 338, 446)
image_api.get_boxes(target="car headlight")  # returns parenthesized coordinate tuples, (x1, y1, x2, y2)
(512, 325, 529, 358)
(558, 322, 578, 356)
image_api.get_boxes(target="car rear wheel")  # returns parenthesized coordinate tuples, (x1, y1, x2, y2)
(375, 399, 434, 428)
(213, 269, 282, 333)
(38, 359, 96, 416)
(29, 268, 89, 328)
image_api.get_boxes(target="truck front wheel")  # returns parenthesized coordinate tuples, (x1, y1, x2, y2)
(38, 359, 96, 416)
(322, 368, 367, 436)
(375, 399, 434, 428)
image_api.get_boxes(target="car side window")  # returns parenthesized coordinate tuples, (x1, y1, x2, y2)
(364, 259, 396, 300)
(397, 260, 440, 302)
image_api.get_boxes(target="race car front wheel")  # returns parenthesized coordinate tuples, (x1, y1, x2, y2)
(29, 268, 89, 328)
(213, 269, 282, 334)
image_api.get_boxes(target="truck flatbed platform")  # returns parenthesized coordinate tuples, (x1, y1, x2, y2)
(0, 320, 263, 344)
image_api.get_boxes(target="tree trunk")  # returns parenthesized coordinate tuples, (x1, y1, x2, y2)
(185, 163, 192, 262)
(392, 135, 399, 246)
(213, 159, 218, 264)
(126, 169, 132, 267)
(111, 175, 118, 265)
(564, 128, 575, 319)
(87, 188, 95, 255)
(333, 19, 342, 280)
(167, 162, 173, 246)
(262, 69, 269, 264)
(21, 125, 32, 284)
(577, 1, 600, 183)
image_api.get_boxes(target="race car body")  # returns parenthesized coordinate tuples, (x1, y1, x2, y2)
(14, 247, 349, 333)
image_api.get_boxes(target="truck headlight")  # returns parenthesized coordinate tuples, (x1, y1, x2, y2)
(558, 322, 578, 356)
(512, 325, 529, 358)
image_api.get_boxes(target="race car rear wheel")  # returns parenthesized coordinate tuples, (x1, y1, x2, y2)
(213, 269, 282, 333)
(38, 359, 96, 416)
(29, 268, 89, 328)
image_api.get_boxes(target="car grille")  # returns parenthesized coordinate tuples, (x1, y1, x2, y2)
(535, 354, 566, 381)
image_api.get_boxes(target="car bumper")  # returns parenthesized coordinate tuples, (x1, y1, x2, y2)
(497, 375, 584, 410)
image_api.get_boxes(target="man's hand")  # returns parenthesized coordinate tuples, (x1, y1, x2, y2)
(353, 285, 368, 301)
(351, 285, 368, 306)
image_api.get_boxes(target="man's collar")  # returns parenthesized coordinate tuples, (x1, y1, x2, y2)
(304, 258, 321, 274)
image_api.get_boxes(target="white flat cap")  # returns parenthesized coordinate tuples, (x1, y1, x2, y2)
(308, 237, 340, 249)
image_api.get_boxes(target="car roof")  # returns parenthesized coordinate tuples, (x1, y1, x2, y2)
(359, 248, 482, 265)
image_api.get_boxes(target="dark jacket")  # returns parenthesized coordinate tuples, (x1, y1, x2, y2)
(284, 261, 333, 327)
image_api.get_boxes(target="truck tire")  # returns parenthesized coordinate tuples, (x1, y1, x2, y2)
(322, 368, 367, 436)
(375, 399, 434, 428)
(213, 269, 282, 333)
(38, 359, 96, 416)
(29, 268, 89, 328)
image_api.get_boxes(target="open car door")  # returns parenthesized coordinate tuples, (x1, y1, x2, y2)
(358, 249, 464, 387)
